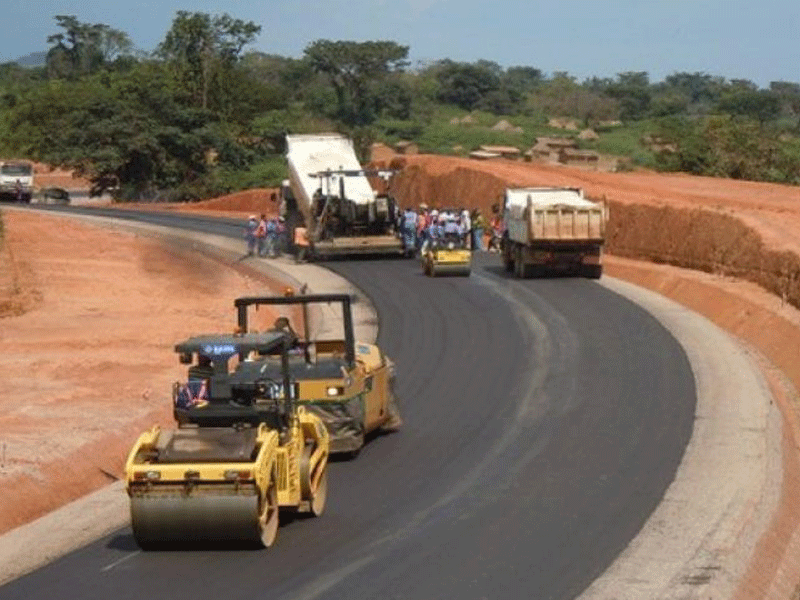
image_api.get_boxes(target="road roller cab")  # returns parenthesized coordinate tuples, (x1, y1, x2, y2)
(125, 331, 329, 549)
(422, 236, 472, 277)
(234, 293, 401, 456)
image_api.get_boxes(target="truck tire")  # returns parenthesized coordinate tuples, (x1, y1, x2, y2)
(503, 251, 514, 273)
(514, 248, 531, 279)
(583, 264, 603, 279)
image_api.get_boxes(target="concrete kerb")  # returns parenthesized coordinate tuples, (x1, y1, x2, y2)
(577, 277, 783, 600)
(0, 212, 379, 586)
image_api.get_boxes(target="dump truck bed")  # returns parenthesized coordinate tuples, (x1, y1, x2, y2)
(505, 187, 607, 244)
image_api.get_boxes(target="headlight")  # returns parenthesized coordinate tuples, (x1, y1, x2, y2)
(326, 386, 343, 397)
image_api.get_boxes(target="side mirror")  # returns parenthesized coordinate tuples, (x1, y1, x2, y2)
(179, 352, 193, 364)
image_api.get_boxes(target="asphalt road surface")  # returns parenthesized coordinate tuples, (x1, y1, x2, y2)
(0, 208, 696, 600)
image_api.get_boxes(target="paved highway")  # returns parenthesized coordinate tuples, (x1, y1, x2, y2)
(0, 208, 696, 600)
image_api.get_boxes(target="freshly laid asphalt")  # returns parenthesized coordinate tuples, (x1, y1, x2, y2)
(35, 202, 800, 600)
(0, 205, 701, 600)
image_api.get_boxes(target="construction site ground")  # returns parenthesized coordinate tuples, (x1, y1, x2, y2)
(2, 156, 800, 597)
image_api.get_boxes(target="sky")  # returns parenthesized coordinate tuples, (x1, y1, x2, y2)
(3, 0, 799, 87)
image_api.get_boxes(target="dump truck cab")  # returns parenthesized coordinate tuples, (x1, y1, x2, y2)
(235, 293, 401, 455)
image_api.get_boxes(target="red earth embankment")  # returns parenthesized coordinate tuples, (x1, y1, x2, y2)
(390, 155, 800, 310)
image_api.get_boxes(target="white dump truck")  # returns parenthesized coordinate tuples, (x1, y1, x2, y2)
(501, 187, 608, 278)
(283, 134, 403, 260)
(0, 160, 34, 203)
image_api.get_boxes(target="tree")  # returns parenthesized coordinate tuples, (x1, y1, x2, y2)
(46, 15, 132, 79)
(158, 11, 261, 110)
(303, 40, 409, 126)
(503, 66, 543, 94)
(2, 64, 229, 199)
(662, 72, 725, 113)
(434, 60, 500, 111)
(526, 73, 618, 122)
(716, 89, 781, 124)
(604, 71, 652, 121)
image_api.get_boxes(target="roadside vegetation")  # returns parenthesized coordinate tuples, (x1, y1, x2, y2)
(1, 12, 799, 201)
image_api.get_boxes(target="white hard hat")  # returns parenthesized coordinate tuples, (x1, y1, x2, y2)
(431, 209, 439, 216)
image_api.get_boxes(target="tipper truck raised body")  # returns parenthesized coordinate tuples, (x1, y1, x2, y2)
(502, 187, 608, 278)
(284, 134, 402, 259)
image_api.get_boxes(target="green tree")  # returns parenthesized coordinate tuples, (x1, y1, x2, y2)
(662, 72, 726, 114)
(527, 72, 618, 122)
(158, 11, 261, 110)
(303, 39, 410, 126)
(434, 60, 500, 111)
(2, 64, 232, 199)
(604, 71, 652, 121)
(46, 15, 132, 79)
(716, 89, 781, 124)
(503, 66, 543, 96)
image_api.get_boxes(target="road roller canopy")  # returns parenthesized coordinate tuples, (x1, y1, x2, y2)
(175, 332, 287, 362)
(235, 294, 357, 369)
(173, 332, 297, 429)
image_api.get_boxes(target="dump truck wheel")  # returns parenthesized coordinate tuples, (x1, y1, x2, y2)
(514, 249, 526, 279)
(309, 468, 328, 517)
(503, 253, 514, 272)
(258, 471, 279, 547)
(583, 264, 603, 279)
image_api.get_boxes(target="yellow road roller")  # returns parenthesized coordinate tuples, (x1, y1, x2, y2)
(422, 237, 472, 277)
(234, 293, 401, 456)
(125, 331, 329, 548)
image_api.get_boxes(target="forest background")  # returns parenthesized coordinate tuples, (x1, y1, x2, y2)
(1, 12, 799, 201)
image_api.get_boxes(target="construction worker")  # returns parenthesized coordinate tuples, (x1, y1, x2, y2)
(179, 355, 213, 408)
(188, 355, 214, 381)
(443, 216, 463, 245)
(471, 209, 487, 251)
(402, 207, 417, 256)
(275, 216, 286, 257)
(416, 208, 428, 253)
(265, 217, 278, 258)
(244, 215, 258, 256)
(460, 208, 472, 248)
(256, 214, 268, 257)
(423, 211, 443, 252)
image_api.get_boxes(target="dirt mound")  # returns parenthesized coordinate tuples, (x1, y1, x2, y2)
(185, 188, 279, 214)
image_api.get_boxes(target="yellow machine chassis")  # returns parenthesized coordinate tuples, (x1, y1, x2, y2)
(125, 407, 328, 548)
(423, 247, 472, 277)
